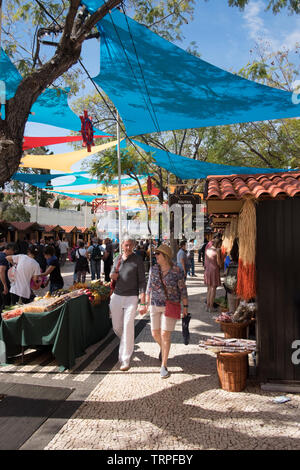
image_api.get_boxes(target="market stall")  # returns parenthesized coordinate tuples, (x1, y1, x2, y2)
(204, 170, 300, 390)
(42, 224, 64, 241)
(6, 222, 44, 243)
(0, 282, 112, 370)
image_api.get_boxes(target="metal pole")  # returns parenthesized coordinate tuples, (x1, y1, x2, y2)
(117, 110, 122, 249)
(36, 188, 39, 222)
(84, 200, 87, 228)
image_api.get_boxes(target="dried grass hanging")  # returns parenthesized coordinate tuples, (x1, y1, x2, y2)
(222, 224, 230, 257)
(237, 198, 257, 300)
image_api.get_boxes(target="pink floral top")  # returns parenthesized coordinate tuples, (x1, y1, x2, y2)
(146, 264, 187, 306)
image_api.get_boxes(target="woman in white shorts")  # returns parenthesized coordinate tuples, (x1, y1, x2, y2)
(144, 244, 188, 379)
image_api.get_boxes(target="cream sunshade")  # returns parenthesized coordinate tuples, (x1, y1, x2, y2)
(20, 140, 119, 172)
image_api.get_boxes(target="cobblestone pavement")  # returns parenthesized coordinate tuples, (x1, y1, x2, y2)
(2, 261, 300, 450)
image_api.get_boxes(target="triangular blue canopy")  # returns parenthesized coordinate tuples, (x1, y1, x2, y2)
(0, 49, 106, 133)
(81, 2, 299, 136)
(130, 140, 290, 180)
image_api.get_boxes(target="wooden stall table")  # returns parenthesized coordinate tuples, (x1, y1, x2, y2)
(0, 295, 112, 371)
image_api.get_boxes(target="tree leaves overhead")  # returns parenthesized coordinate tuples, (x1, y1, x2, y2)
(228, 0, 300, 14)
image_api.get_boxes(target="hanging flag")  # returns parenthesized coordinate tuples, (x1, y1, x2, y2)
(80, 110, 95, 152)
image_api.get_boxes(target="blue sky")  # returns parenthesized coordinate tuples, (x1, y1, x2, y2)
(25, 0, 300, 178)
(180, 0, 300, 71)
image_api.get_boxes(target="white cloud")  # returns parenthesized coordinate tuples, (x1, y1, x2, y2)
(242, 0, 300, 51)
(243, 0, 268, 41)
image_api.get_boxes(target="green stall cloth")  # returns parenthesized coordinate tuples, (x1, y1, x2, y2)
(0, 295, 112, 370)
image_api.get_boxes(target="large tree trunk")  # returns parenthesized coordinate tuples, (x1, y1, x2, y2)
(0, 0, 121, 186)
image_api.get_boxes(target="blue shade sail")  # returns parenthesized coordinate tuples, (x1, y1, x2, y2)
(11, 173, 67, 185)
(0, 49, 22, 101)
(84, 6, 300, 136)
(132, 140, 289, 180)
(11, 171, 91, 186)
(48, 191, 102, 202)
(0, 49, 107, 133)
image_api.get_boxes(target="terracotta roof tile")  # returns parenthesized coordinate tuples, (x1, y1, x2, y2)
(61, 225, 78, 233)
(9, 222, 34, 231)
(43, 225, 61, 232)
(206, 171, 300, 201)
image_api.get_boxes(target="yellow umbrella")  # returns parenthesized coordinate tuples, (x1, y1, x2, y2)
(20, 140, 120, 172)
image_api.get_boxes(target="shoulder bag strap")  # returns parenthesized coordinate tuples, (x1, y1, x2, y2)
(115, 255, 122, 273)
(158, 267, 169, 301)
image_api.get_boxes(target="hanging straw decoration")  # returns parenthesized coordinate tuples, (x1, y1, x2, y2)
(228, 217, 238, 252)
(221, 224, 230, 257)
(236, 198, 257, 301)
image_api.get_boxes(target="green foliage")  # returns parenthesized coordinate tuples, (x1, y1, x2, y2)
(53, 198, 60, 209)
(228, 0, 300, 14)
(1, 202, 31, 222)
(128, 0, 196, 41)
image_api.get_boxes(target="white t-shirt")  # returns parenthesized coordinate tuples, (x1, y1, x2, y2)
(75, 248, 87, 258)
(10, 254, 41, 299)
(59, 240, 69, 254)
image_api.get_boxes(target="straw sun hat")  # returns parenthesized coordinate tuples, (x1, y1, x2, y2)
(155, 244, 173, 262)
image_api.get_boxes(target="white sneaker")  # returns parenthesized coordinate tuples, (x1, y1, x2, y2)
(160, 366, 170, 379)
(120, 362, 130, 371)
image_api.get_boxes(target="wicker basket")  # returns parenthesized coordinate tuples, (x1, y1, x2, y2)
(220, 321, 250, 339)
(217, 352, 248, 392)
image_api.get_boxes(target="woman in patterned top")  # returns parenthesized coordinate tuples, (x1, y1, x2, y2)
(144, 244, 188, 379)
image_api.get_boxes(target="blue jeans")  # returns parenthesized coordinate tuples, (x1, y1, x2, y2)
(50, 282, 64, 294)
(187, 256, 195, 275)
(90, 259, 101, 280)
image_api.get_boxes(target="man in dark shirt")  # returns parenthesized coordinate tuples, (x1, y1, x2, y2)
(103, 238, 114, 282)
(110, 237, 146, 371)
(41, 245, 64, 294)
(0, 243, 16, 312)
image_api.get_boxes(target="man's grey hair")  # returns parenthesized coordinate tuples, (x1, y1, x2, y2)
(122, 235, 135, 245)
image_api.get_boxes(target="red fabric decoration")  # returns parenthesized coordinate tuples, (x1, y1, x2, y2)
(23, 135, 108, 150)
(80, 110, 95, 152)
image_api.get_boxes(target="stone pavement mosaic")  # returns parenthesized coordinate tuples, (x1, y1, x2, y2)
(1, 261, 300, 450)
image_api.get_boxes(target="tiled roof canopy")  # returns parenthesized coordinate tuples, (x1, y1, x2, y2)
(206, 171, 300, 201)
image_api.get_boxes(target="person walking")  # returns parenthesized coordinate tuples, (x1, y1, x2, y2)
(6, 245, 41, 304)
(74, 241, 90, 283)
(58, 237, 69, 267)
(110, 237, 146, 371)
(176, 240, 189, 279)
(0, 243, 16, 312)
(187, 239, 196, 276)
(41, 245, 64, 294)
(88, 238, 103, 281)
(204, 237, 222, 312)
(198, 237, 208, 266)
(144, 244, 188, 379)
(103, 238, 114, 283)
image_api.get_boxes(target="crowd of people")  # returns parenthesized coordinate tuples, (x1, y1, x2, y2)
(0, 229, 237, 380)
(0, 235, 119, 313)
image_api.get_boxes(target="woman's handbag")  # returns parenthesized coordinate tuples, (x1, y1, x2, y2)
(159, 268, 181, 319)
(110, 255, 122, 294)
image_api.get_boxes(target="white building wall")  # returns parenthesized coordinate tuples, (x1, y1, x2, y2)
(25, 205, 95, 227)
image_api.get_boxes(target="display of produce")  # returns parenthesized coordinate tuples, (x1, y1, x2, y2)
(1, 289, 86, 320)
(199, 336, 256, 353)
(1, 278, 112, 321)
(215, 312, 233, 323)
(215, 301, 256, 324)
(232, 301, 257, 323)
